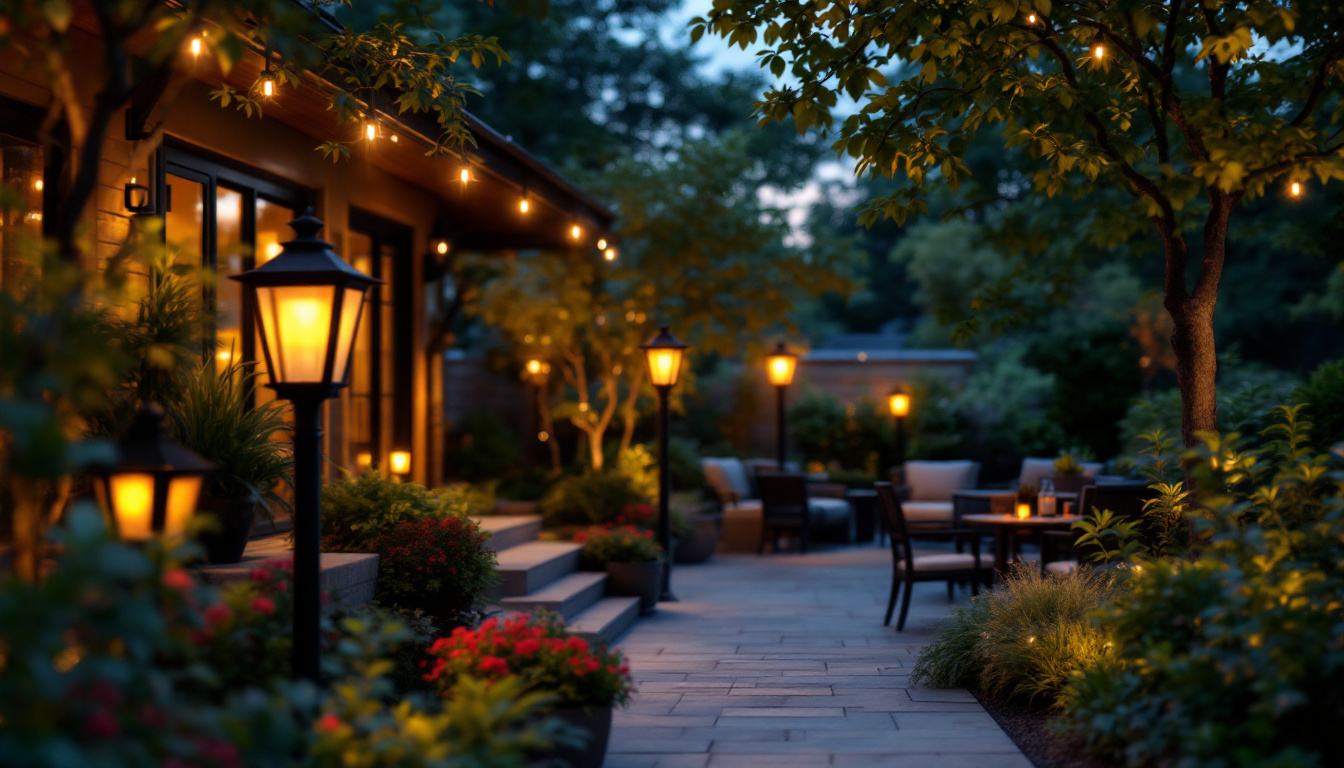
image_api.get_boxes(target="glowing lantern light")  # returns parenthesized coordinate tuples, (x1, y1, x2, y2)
(96, 404, 212, 542)
(389, 450, 411, 476)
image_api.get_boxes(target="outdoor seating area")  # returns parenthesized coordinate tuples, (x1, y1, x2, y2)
(2, 2, 1343, 767)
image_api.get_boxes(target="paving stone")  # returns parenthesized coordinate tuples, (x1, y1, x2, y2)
(604, 546, 1027, 767)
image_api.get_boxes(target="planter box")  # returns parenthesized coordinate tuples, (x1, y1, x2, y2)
(194, 534, 379, 606)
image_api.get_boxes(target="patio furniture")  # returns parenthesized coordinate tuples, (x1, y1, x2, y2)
(890, 460, 981, 527)
(874, 482, 983, 631)
(963, 512, 1082, 577)
(844, 488, 879, 543)
(756, 473, 853, 554)
(1041, 482, 1152, 575)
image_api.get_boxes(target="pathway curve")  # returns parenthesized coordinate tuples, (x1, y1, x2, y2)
(605, 546, 1030, 768)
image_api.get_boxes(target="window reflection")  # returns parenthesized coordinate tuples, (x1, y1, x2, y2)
(216, 186, 244, 367)
(0, 135, 43, 291)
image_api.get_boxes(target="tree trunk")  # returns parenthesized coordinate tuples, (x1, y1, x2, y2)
(1168, 300, 1218, 446)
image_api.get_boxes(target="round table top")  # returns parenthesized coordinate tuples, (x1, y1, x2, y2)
(962, 513, 1081, 527)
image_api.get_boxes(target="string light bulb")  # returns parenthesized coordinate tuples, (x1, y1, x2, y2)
(365, 121, 378, 141)
(459, 164, 470, 184)
(389, 134, 398, 143)
(519, 196, 530, 214)
(259, 69, 276, 98)
(570, 223, 582, 241)
(434, 239, 449, 256)
(190, 37, 202, 57)
(597, 238, 608, 251)
(1290, 180, 1303, 198)
(1027, 12, 1036, 23)
(1093, 43, 1105, 60)
(604, 247, 617, 262)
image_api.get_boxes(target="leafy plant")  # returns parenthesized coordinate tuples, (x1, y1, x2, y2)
(1292, 359, 1344, 450)
(165, 360, 292, 514)
(1073, 430, 1190, 564)
(912, 562, 1116, 707)
(1053, 452, 1083, 476)
(615, 444, 659, 502)
(574, 525, 663, 570)
(1058, 406, 1344, 767)
(424, 613, 635, 710)
(451, 411, 520, 483)
(537, 471, 644, 529)
(366, 517, 499, 630)
(432, 482, 495, 518)
(321, 471, 468, 551)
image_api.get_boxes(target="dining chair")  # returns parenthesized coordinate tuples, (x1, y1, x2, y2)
(875, 481, 984, 631)
(757, 472, 813, 553)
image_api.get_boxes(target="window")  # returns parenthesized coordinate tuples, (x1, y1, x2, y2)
(347, 210, 413, 474)
(161, 146, 305, 397)
(1, 100, 47, 291)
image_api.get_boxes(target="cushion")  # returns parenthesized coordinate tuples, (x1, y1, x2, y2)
(897, 553, 978, 572)
(906, 461, 980, 502)
(807, 497, 852, 524)
(1045, 560, 1079, 576)
(1080, 462, 1103, 477)
(702, 458, 753, 501)
(1018, 458, 1056, 490)
(901, 501, 954, 525)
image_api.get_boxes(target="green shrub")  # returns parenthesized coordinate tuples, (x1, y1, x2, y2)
(433, 481, 495, 518)
(1293, 358, 1344, 449)
(537, 471, 644, 528)
(452, 412, 520, 482)
(165, 359, 292, 515)
(0, 506, 564, 768)
(493, 469, 556, 501)
(615, 443, 659, 501)
(667, 436, 704, 491)
(912, 562, 1116, 706)
(366, 517, 499, 629)
(320, 471, 466, 551)
(789, 389, 891, 473)
(1057, 406, 1344, 767)
(574, 525, 663, 570)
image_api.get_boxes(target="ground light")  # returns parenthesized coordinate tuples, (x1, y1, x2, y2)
(641, 325, 688, 602)
(230, 210, 381, 682)
(765, 342, 798, 469)
(96, 404, 212, 542)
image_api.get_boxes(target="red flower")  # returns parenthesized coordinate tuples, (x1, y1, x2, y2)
(250, 596, 276, 616)
(249, 568, 272, 582)
(479, 655, 510, 675)
(203, 603, 233, 626)
(315, 714, 343, 733)
(514, 638, 541, 656)
(566, 636, 589, 654)
(163, 569, 195, 592)
(85, 709, 119, 738)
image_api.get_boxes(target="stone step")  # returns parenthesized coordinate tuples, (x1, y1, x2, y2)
(472, 514, 543, 553)
(501, 571, 608, 619)
(194, 534, 379, 607)
(568, 596, 641, 646)
(491, 541, 582, 598)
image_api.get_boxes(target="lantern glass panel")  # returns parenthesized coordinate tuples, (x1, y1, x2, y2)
(165, 475, 204, 537)
(256, 285, 337, 384)
(389, 450, 411, 475)
(333, 287, 367, 385)
(109, 472, 156, 541)
(766, 354, 797, 387)
(646, 347, 683, 387)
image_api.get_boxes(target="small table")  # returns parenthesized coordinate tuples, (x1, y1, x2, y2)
(962, 513, 1081, 576)
(844, 489, 879, 543)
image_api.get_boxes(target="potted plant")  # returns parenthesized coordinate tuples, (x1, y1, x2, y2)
(1049, 450, 1092, 496)
(165, 360, 291, 564)
(575, 525, 663, 614)
(424, 613, 634, 768)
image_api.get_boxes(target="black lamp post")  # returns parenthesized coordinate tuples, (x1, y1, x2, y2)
(230, 210, 381, 682)
(640, 325, 687, 602)
(96, 403, 213, 542)
(765, 342, 798, 469)
(888, 387, 912, 471)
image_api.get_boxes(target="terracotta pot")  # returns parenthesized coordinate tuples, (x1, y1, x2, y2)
(539, 706, 613, 768)
(673, 513, 721, 564)
(605, 560, 661, 614)
(196, 495, 258, 564)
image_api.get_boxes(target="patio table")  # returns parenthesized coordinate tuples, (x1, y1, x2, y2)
(962, 513, 1082, 576)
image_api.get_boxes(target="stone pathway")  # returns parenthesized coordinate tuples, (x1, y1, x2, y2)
(605, 545, 1030, 767)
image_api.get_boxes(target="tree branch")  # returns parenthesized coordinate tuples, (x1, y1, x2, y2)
(1290, 51, 1340, 127)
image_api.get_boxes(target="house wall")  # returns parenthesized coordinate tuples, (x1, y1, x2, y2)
(0, 31, 447, 487)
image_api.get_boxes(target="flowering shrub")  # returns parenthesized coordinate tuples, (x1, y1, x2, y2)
(321, 470, 469, 551)
(0, 506, 570, 768)
(574, 524, 663, 570)
(424, 613, 634, 709)
(189, 557, 300, 687)
(367, 516, 499, 629)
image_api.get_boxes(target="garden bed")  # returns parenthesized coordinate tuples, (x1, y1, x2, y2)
(977, 694, 1116, 768)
